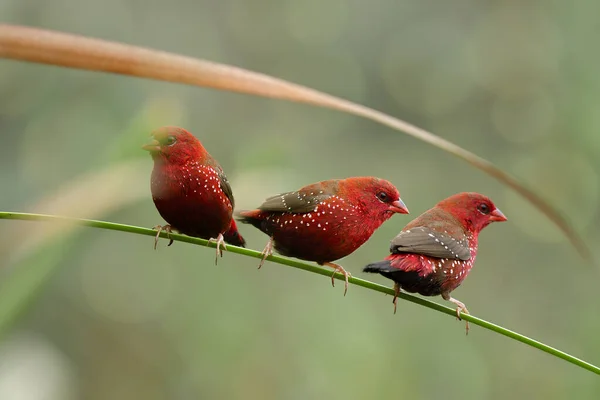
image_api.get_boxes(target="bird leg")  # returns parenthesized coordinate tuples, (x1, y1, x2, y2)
(152, 224, 173, 249)
(257, 237, 274, 269)
(392, 283, 401, 314)
(442, 293, 470, 335)
(207, 233, 227, 265)
(322, 262, 352, 296)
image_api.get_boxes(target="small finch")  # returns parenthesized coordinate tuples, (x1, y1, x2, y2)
(143, 126, 245, 263)
(363, 192, 506, 333)
(237, 177, 409, 295)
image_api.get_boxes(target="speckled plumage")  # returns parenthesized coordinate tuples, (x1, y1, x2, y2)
(237, 177, 409, 294)
(363, 192, 507, 333)
(143, 126, 245, 261)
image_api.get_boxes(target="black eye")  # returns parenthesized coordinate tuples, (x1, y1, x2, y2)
(477, 203, 490, 215)
(165, 136, 177, 145)
(376, 192, 388, 202)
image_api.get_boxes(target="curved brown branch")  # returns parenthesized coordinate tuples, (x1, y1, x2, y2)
(0, 24, 592, 262)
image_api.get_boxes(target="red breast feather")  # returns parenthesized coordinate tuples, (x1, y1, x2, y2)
(151, 161, 234, 240)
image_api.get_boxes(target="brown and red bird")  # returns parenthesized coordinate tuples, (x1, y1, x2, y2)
(143, 126, 245, 262)
(363, 192, 506, 333)
(237, 177, 409, 295)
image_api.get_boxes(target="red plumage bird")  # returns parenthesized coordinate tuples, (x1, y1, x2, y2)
(143, 126, 245, 262)
(363, 192, 506, 333)
(237, 177, 409, 294)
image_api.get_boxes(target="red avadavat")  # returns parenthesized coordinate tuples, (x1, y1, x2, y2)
(363, 192, 506, 333)
(143, 126, 245, 263)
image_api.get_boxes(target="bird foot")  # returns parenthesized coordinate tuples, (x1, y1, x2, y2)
(446, 296, 470, 335)
(152, 224, 174, 249)
(257, 238, 274, 269)
(323, 262, 351, 296)
(392, 283, 401, 314)
(207, 233, 227, 265)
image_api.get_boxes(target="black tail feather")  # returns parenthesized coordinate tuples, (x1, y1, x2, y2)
(363, 260, 394, 274)
(224, 230, 246, 247)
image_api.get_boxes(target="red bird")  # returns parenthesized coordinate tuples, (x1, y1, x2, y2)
(143, 126, 245, 262)
(237, 177, 409, 295)
(363, 192, 506, 333)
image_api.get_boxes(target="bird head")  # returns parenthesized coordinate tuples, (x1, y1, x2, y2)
(437, 192, 507, 234)
(142, 126, 208, 164)
(340, 177, 409, 218)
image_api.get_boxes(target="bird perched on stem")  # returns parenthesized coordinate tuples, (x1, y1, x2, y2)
(237, 177, 409, 295)
(143, 126, 245, 263)
(363, 192, 506, 334)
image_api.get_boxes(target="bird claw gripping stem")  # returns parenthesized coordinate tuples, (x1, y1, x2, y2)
(207, 233, 227, 265)
(152, 224, 174, 249)
(323, 262, 351, 296)
(257, 238, 274, 270)
(392, 283, 401, 314)
(444, 294, 470, 335)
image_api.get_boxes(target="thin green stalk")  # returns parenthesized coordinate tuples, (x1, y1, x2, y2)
(1, 211, 598, 375)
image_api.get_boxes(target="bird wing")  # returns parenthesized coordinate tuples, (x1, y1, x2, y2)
(390, 226, 471, 261)
(217, 169, 235, 209)
(257, 184, 333, 214)
(204, 156, 235, 209)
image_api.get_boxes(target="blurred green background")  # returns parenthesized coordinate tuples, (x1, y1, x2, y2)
(1, 0, 600, 399)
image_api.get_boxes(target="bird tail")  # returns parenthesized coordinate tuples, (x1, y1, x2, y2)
(223, 220, 246, 247)
(363, 259, 395, 274)
(235, 210, 263, 230)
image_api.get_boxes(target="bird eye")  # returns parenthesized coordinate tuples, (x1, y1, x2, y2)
(477, 203, 490, 215)
(376, 191, 388, 202)
(165, 136, 177, 146)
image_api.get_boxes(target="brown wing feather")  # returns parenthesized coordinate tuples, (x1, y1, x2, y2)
(218, 170, 235, 209)
(256, 182, 337, 214)
(258, 192, 331, 213)
(206, 156, 235, 209)
(390, 226, 471, 261)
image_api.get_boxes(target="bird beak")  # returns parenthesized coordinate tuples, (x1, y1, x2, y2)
(142, 138, 161, 152)
(389, 199, 409, 214)
(489, 208, 507, 222)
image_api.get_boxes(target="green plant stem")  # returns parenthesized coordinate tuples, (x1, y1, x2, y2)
(1, 211, 598, 375)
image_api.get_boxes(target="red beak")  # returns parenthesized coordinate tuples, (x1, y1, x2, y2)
(489, 208, 507, 222)
(389, 199, 409, 214)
